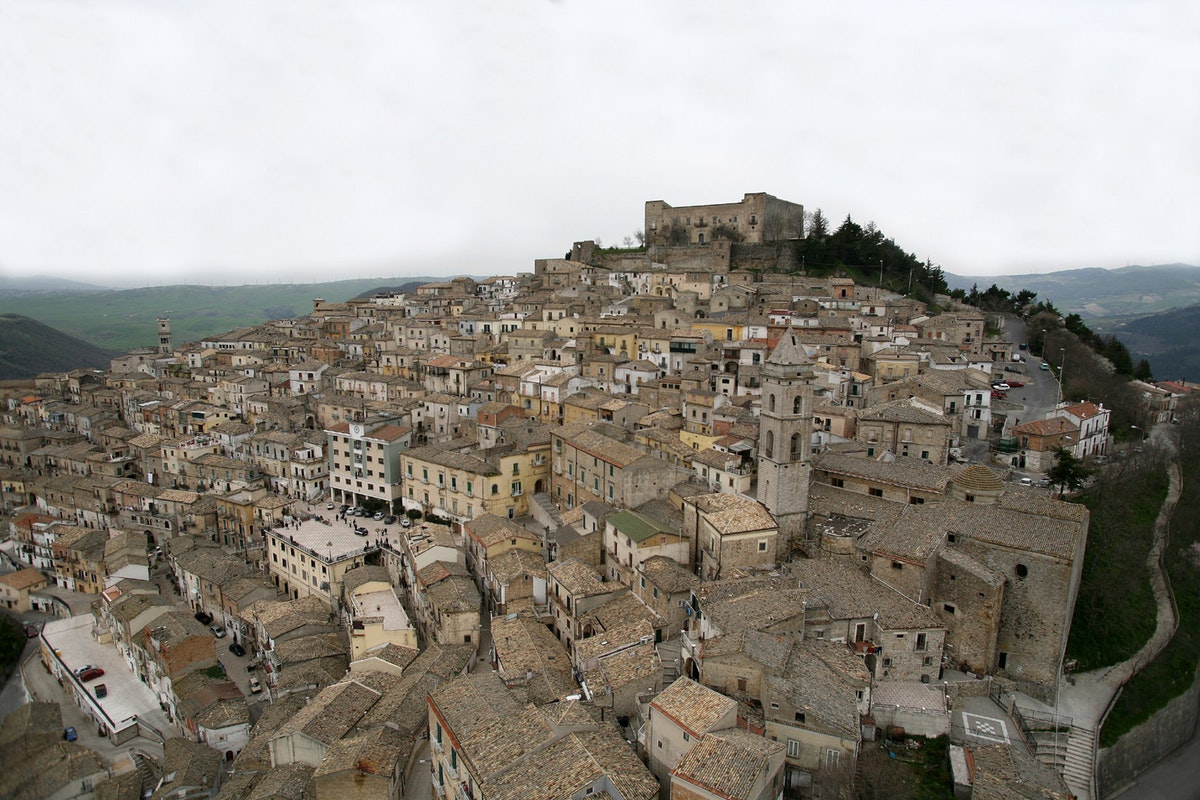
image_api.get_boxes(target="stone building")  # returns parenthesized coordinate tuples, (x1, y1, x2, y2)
(645, 193, 804, 246)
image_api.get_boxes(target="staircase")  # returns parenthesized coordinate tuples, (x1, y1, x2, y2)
(131, 749, 162, 797)
(1062, 725, 1097, 800)
(530, 493, 563, 529)
(1010, 702, 1095, 799)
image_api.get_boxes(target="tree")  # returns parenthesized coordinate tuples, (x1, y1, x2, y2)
(761, 211, 787, 242)
(806, 208, 829, 240)
(665, 219, 689, 245)
(1048, 447, 1092, 497)
(634, 229, 645, 246)
(1134, 359, 1153, 381)
(711, 224, 744, 242)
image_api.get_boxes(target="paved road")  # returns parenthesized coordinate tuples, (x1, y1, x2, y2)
(1113, 730, 1200, 800)
(1, 628, 166, 764)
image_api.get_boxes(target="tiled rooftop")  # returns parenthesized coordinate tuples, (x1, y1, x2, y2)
(651, 677, 736, 736)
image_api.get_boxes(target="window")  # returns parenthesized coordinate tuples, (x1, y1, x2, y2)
(758, 540, 768, 552)
(869, 487, 883, 497)
(787, 739, 800, 758)
(795, 712, 806, 723)
(824, 749, 840, 768)
(916, 632, 927, 651)
(891, 561, 903, 570)
(943, 603, 956, 615)
(831, 477, 844, 488)
(1015, 563, 1028, 578)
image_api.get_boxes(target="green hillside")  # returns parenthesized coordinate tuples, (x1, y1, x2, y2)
(0, 279, 428, 353)
(0, 314, 117, 379)
(947, 263, 1200, 319)
(1107, 303, 1200, 382)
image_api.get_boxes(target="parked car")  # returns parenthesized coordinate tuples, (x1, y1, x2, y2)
(383, 515, 397, 525)
(1007, 380, 1024, 388)
(210, 625, 227, 638)
(93, 683, 107, 699)
(194, 611, 213, 626)
(354, 525, 369, 536)
(400, 517, 412, 528)
(991, 382, 1010, 391)
(229, 642, 246, 657)
(24, 625, 39, 638)
(63, 726, 77, 742)
(1040, 361, 1050, 370)
(1019, 477, 1033, 486)
(78, 667, 105, 682)
(248, 676, 262, 693)
(326, 502, 335, 510)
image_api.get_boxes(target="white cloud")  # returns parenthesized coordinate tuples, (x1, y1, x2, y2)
(1, 0, 1197, 285)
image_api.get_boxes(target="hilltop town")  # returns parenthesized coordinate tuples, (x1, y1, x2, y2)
(0, 193, 1192, 800)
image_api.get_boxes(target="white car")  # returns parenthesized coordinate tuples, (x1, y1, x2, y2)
(992, 382, 1010, 391)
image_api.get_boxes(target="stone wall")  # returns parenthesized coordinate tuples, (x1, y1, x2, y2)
(730, 242, 796, 273)
(1097, 664, 1200, 798)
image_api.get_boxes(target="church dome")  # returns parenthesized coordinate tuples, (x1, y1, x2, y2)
(947, 464, 1004, 504)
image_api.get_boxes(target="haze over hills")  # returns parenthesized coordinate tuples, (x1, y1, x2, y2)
(0, 278, 441, 354)
(0, 313, 116, 380)
(946, 263, 1200, 319)
(0, 274, 114, 294)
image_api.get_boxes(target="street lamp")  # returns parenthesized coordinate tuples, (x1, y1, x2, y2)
(1057, 347, 1066, 406)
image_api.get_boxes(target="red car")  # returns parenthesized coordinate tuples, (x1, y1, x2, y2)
(78, 667, 105, 682)
(1007, 380, 1024, 388)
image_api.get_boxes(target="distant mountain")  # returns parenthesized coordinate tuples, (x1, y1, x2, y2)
(946, 264, 1200, 319)
(0, 278, 446, 354)
(0, 314, 116, 380)
(0, 274, 114, 294)
(350, 281, 427, 300)
(1105, 303, 1200, 383)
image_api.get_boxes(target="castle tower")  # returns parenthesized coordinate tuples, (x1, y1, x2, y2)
(157, 316, 172, 355)
(757, 327, 815, 543)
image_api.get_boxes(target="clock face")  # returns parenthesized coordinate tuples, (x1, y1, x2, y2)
(349, 424, 364, 438)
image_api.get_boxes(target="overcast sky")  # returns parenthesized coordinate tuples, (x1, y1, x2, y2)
(1, 1, 1197, 287)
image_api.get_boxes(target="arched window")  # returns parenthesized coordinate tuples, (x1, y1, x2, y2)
(791, 433, 803, 459)
(769, 394, 777, 413)
(764, 431, 774, 459)
(793, 397, 802, 415)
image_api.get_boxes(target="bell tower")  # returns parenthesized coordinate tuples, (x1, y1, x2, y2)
(157, 316, 172, 355)
(757, 328, 815, 540)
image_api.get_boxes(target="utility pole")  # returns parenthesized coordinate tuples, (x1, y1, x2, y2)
(1058, 347, 1066, 406)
